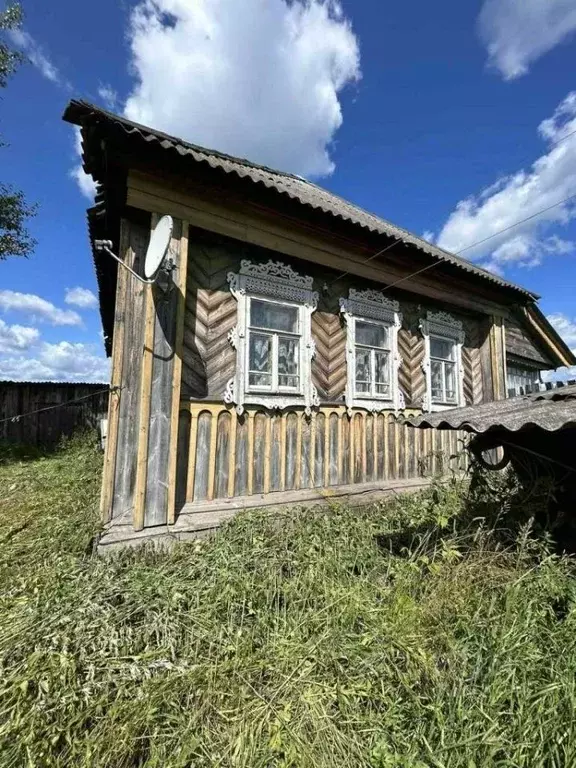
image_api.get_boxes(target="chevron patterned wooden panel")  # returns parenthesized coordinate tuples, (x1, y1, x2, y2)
(462, 319, 484, 405)
(182, 235, 239, 399)
(398, 302, 426, 407)
(311, 293, 347, 401)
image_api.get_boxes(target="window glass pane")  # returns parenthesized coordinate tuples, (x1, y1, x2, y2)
(444, 362, 456, 402)
(355, 348, 371, 393)
(278, 337, 299, 388)
(248, 333, 272, 387)
(250, 299, 298, 333)
(375, 350, 390, 395)
(431, 360, 443, 401)
(356, 321, 388, 348)
(430, 337, 454, 361)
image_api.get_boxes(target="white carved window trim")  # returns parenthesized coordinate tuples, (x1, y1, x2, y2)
(420, 310, 465, 412)
(340, 289, 403, 414)
(226, 259, 319, 415)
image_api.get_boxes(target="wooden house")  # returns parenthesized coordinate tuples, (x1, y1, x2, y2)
(63, 101, 575, 549)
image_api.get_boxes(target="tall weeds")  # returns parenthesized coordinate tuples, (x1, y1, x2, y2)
(0, 434, 575, 767)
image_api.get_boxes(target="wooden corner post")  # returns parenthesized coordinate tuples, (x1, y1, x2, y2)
(489, 315, 507, 401)
(132, 214, 190, 531)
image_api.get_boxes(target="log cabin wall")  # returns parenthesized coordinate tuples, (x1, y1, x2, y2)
(181, 228, 487, 408)
(505, 315, 554, 367)
(175, 227, 487, 509)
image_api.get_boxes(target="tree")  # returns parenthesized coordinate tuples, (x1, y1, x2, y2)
(0, 3, 36, 260)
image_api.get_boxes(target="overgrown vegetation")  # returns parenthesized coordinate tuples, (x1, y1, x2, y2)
(1, 433, 576, 766)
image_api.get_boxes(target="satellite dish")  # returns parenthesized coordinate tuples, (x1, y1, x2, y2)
(144, 215, 173, 280)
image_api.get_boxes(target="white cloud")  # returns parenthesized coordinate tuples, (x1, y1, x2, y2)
(70, 127, 97, 200)
(478, 0, 576, 80)
(65, 287, 98, 309)
(0, 290, 82, 327)
(0, 320, 40, 353)
(8, 29, 68, 87)
(0, 342, 110, 383)
(97, 84, 118, 110)
(436, 92, 576, 274)
(122, 0, 360, 178)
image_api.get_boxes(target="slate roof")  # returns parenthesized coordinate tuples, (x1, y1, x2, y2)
(409, 384, 576, 434)
(63, 100, 537, 301)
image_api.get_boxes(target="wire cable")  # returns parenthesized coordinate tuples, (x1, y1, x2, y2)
(0, 386, 119, 426)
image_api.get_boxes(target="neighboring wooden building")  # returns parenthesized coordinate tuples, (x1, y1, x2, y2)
(63, 101, 575, 548)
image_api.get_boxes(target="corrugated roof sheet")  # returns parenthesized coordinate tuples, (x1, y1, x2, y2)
(408, 384, 576, 434)
(63, 100, 537, 301)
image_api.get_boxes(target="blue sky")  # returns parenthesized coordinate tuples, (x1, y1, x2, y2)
(1, 0, 576, 381)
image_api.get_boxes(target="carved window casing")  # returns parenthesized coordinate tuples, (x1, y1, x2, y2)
(420, 311, 465, 412)
(340, 289, 403, 414)
(226, 260, 319, 415)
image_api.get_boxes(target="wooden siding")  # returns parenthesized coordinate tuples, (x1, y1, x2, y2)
(182, 231, 238, 398)
(177, 402, 467, 506)
(181, 231, 489, 408)
(506, 315, 553, 367)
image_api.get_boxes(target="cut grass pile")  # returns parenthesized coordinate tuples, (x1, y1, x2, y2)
(1, 433, 576, 767)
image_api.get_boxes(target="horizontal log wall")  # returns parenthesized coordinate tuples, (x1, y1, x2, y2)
(177, 402, 467, 506)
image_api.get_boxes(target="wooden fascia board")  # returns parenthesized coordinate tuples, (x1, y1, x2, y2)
(522, 306, 575, 368)
(126, 169, 512, 318)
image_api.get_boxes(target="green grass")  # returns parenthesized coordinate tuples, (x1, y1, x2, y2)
(1, 433, 576, 767)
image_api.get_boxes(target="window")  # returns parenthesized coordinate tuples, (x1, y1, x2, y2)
(429, 336, 457, 404)
(420, 311, 464, 411)
(340, 289, 403, 413)
(248, 298, 300, 392)
(354, 320, 391, 397)
(506, 362, 541, 397)
(226, 260, 319, 415)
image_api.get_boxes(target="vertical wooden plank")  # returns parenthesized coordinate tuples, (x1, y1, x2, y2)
(301, 415, 312, 489)
(263, 415, 272, 494)
(393, 417, 400, 479)
(353, 413, 363, 484)
(145, 220, 183, 527)
(186, 411, 198, 501)
(270, 415, 282, 492)
(337, 413, 343, 484)
(247, 410, 255, 495)
(214, 410, 231, 499)
(383, 413, 389, 480)
(193, 411, 212, 501)
(285, 412, 297, 490)
(372, 414, 378, 482)
(314, 412, 325, 489)
(253, 412, 266, 495)
(175, 408, 191, 507)
(349, 414, 355, 484)
(404, 422, 410, 478)
(280, 412, 287, 491)
(205, 408, 219, 501)
(329, 413, 339, 486)
(235, 414, 248, 497)
(112, 217, 148, 521)
(167, 220, 190, 524)
(295, 412, 303, 489)
(324, 413, 331, 488)
(100, 221, 129, 522)
(133, 269, 156, 531)
(309, 413, 317, 488)
(227, 411, 237, 498)
(361, 413, 367, 481)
